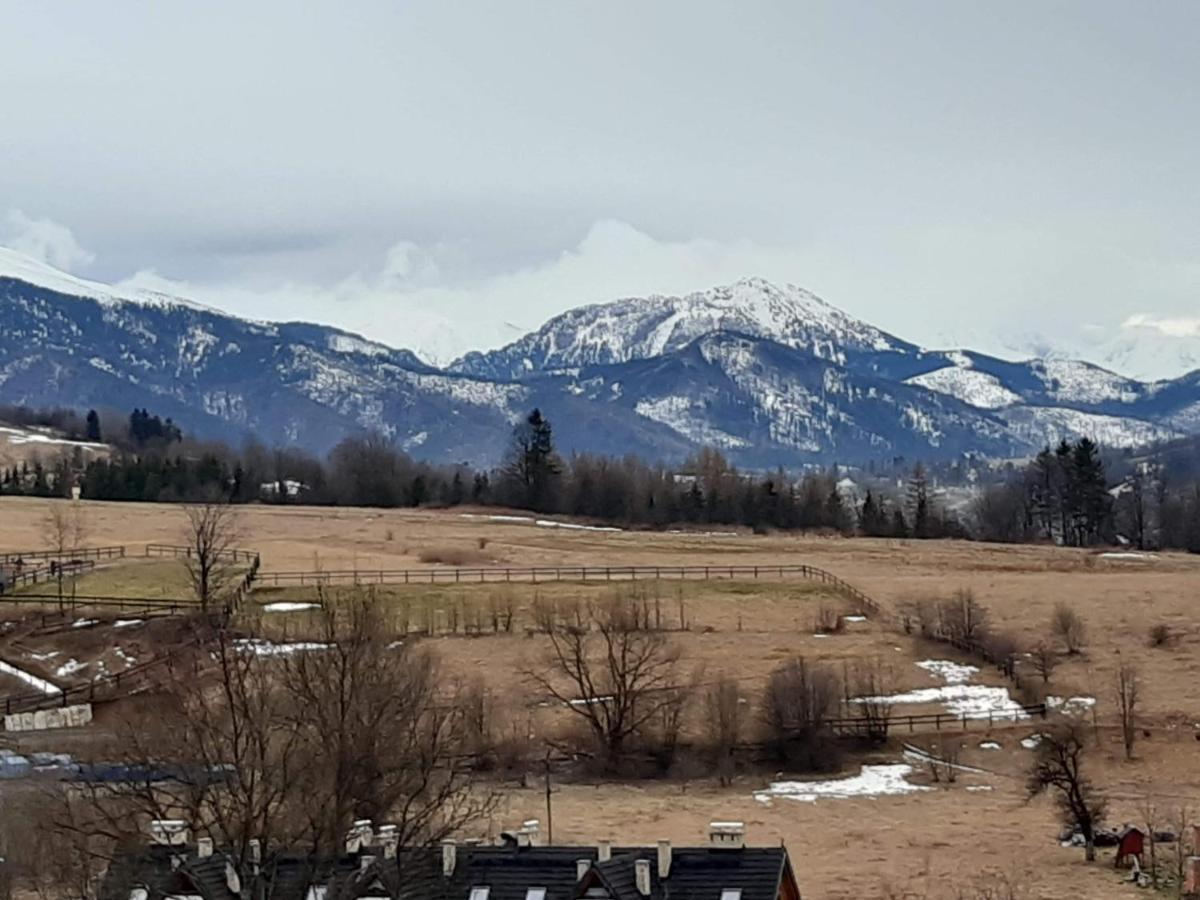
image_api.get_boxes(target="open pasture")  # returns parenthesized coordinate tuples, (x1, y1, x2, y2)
(3, 497, 1200, 898)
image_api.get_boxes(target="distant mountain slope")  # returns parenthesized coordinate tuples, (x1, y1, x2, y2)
(1, 247, 1198, 465)
(451, 278, 916, 380)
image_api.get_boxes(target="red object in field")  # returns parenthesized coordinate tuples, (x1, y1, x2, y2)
(1115, 827, 1145, 868)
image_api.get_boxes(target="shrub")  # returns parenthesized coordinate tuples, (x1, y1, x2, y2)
(1148, 623, 1172, 647)
(1051, 603, 1087, 655)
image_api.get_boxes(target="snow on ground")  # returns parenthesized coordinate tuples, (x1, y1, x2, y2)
(1021, 734, 1044, 749)
(0, 425, 108, 451)
(71, 618, 98, 629)
(54, 659, 86, 678)
(842, 615, 867, 623)
(905, 366, 1021, 409)
(852, 659, 1028, 720)
(535, 519, 623, 533)
(980, 741, 1001, 750)
(754, 764, 929, 804)
(1046, 696, 1096, 716)
(460, 513, 535, 524)
(234, 639, 331, 657)
(0, 660, 62, 695)
(1098, 552, 1156, 561)
(114, 648, 138, 669)
(261, 602, 321, 613)
(113, 619, 143, 628)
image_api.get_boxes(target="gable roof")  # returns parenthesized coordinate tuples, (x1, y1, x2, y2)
(100, 842, 797, 900)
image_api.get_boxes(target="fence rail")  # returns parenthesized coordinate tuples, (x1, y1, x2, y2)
(0, 560, 96, 594)
(144, 544, 261, 564)
(827, 704, 1046, 735)
(0, 546, 126, 564)
(0, 593, 196, 614)
(255, 564, 879, 610)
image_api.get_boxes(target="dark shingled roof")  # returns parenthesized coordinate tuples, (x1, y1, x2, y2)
(100, 841, 798, 900)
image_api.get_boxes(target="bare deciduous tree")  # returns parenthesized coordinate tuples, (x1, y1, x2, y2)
(843, 659, 895, 743)
(182, 501, 240, 612)
(1115, 662, 1140, 761)
(527, 594, 684, 768)
(1051, 603, 1087, 655)
(1026, 722, 1106, 861)
(44, 594, 495, 884)
(1029, 643, 1059, 684)
(705, 675, 744, 786)
(762, 656, 842, 770)
(41, 500, 88, 607)
(940, 588, 990, 643)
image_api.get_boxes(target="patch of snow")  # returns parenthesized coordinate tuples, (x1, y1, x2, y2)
(71, 618, 98, 629)
(980, 741, 1001, 750)
(234, 639, 331, 657)
(1098, 552, 1155, 561)
(54, 659, 86, 678)
(906, 367, 1021, 409)
(1046, 696, 1096, 716)
(842, 615, 867, 623)
(916, 660, 979, 685)
(635, 395, 750, 449)
(261, 602, 320, 613)
(966, 785, 994, 792)
(754, 764, 929, 804)
(1021, 734, 1043, 749)
(113, 619, 143, 628)
(853, 660, 1027, 720)
(998, 406, 1179, 449)
(460, 513, 535, 524)
(0, 660, 62, 695)
(535, 519, 623, 533)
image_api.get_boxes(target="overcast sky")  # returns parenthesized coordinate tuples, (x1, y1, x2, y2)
(2, 1, 1198, 370)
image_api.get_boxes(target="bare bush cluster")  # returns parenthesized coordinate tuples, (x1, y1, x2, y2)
(1051, 603, 1087, 655)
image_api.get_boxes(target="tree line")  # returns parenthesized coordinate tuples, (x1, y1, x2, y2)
(3, 403, 1199, 550)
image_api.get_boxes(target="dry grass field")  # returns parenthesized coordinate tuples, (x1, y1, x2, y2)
(2, 496, 1200, 898)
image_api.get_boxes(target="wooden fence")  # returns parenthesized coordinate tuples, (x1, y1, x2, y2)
(144, 544, 261, 564)
(254, 563, 880, 613)
(0, 546, 126, 564)
(0, 560, 96, 594)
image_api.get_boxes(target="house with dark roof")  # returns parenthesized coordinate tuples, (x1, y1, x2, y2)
(98, 819, 801, 900)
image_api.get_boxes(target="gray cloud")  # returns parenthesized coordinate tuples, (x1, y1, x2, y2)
(2, 0, 1198, 372)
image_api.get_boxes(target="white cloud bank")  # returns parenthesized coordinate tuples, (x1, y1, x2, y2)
(2, 209, 95, 272)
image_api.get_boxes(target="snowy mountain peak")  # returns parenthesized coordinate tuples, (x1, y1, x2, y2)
(0, 245, 213, 313)
(451, 278, 911, 380)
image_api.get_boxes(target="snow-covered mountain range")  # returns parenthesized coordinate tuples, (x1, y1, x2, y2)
(2, 247, 1198, 467)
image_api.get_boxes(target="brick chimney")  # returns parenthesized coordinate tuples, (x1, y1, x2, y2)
(656, 841, 671, 879)
(597, 839, 612, 862)
(378, 825, 399, 860)
(442, 839, 458, 877)
(346, 820, 373, 854)
(635, 859, 651, 897)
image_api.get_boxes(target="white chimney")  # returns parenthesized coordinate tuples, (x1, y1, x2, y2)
(360, 854, 376, 872)
(149, 820, 190, 847)
(577, 859, 591, 881)
(708, 821, 746, 850)
(635, 859, 652, 897)
(346, 820, 373, 854)
(196, 836, 214, 859)
(442, 839, 458, 877)
(656, 840, 671, 879)
(248, 839, 262, 867)
(598, 839, 612, 862)
(518, 819, 540, 848)
(379, 825, 399, 860)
